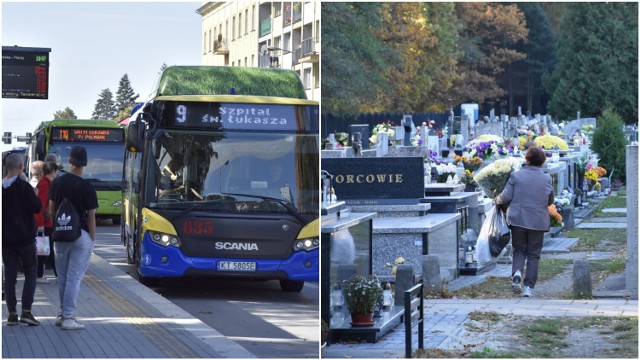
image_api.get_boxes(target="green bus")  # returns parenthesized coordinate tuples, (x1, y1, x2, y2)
(29, 118, 125, 224)
(122, 66, 319, 291)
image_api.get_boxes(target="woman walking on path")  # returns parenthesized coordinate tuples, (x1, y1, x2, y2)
(495, 146, 554, 297)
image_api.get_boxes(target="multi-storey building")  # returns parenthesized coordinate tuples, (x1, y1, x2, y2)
(196, 2, 319, 100)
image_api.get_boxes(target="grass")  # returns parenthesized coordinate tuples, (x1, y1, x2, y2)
(566, 228, 626, 251)
(593, 189, 627, 217)
(590, 257, 626, 274)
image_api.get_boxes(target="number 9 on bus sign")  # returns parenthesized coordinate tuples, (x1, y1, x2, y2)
(182, 219, 213, 235)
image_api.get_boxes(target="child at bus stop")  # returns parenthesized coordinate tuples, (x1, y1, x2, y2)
(34, 161, 58, 281)
(3, 153, 42, 326)
(48, 145, 98, 330)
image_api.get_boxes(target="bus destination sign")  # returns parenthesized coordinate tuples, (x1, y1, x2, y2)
(169, 102, 298, 131)
(2, 47, 51, 100)
(51, 128, 124, 142)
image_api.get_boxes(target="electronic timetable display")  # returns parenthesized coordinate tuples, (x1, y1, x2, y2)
(51, 127, 124, 142)
(2, 47, 51, 99)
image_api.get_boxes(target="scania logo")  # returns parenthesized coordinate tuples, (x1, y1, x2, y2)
(282, 224, 289, 232)
(215, 242, 259, 251)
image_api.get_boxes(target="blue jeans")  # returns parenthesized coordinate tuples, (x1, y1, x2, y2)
(54, 229, 94, 318)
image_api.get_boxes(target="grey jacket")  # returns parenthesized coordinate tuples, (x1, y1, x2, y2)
(495, 166, 554, 231)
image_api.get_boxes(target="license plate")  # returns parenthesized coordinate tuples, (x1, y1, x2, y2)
(218, 261, 256, 272)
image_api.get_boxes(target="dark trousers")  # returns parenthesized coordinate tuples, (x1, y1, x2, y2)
(510, 226, 544, 289)
(2, 243, 37, 313)
(37, 227, 56, 277)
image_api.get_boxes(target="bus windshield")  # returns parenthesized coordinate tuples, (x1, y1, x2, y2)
(48, 142, 125, 187)
(145, 130, 319, 216)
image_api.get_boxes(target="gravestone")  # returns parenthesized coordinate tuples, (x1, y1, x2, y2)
(422, 255, 442, 296)
(322, 157, 424, 205)
(626, 144, 638, 298)
(562, 118, 597, 139)
(394, 264, 414, 305)
(573, 259, 592, 298)
(349, 124, 370, 150)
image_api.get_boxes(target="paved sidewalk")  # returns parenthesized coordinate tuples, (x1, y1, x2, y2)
(2, 255, 255, 358)
(323, 298, 639, 358)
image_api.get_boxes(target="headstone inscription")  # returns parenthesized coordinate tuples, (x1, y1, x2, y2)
(322, 157, 424, 205)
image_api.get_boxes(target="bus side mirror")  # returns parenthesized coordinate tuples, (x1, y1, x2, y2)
(126, 114, 146, 152)
(36, 135, 46, 159)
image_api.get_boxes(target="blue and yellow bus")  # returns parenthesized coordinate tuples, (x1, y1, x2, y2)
(30, 119, 125, 224)
(122, 66, 319, 291)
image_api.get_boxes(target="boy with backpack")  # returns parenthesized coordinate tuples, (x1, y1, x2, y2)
(48, 146, 98, 330)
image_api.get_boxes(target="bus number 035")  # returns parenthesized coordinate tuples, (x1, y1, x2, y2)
(182, 219, 213, 235)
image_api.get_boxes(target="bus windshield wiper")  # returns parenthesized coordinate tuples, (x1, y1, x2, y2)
(221, 192, 307, 225)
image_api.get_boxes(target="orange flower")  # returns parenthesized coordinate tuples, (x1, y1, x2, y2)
(548, 204, 563, 226)
(595, 166, 607, 177)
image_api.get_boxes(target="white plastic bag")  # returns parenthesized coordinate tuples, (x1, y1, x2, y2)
(330, 228, 356, 265)
(475, 205, 495, 266)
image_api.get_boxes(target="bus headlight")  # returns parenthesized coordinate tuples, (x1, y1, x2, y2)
(148, 231, 182, 248)
(293, 237, 319, 251)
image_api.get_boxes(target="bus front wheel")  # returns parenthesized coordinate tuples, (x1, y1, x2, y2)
(279, 279, 304, 292)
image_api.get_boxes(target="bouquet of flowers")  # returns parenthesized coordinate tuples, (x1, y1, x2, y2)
(548, 204, 563, 227)
(384, 256, 406, 276)
(342, 274, 383, 315)
(369, 122, 396, 144)
(463, 135, 513, 160)
(473, 157, 523, 199)
(436, 163, 457, 183)
(534, 134, 569, 150)
(335, 132, 348, 147)
(454, 155, 484, 172)
(461, 169, 478, 187)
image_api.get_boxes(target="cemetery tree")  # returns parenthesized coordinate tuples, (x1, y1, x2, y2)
(115, 74, 139, 115)
(451, 3, 528, 109)
(91, 88, 117, 120)
(591, 108, 626, 182)
(53, 107, 77, 120)
(544, 2, 638, 123)
(375, 2, 461, 113)
(321, 2, 396, 115)
(509, 3, 556, 115)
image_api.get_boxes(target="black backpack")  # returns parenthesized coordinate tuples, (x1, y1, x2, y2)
(51, 198, 81, 242)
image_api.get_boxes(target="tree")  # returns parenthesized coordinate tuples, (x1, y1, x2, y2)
(53, 107, 77, 120)
(452, 3, 529, 111)
(373, 2, 461, 113)
(543, 2, 638, 123)
(115, 74, 139, 115)
(591, 108, 627, 181)
(91, 88, 116, 120)
(509, 3, 557, 115)
(158, 62, 168, 76)
(321, 2, 396, 115)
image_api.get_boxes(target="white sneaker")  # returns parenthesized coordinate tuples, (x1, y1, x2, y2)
(61, 318, 85, 330)
(523, 286, 533, 297)
(512, 270, 522, 290)
(36, 277, 50, 284)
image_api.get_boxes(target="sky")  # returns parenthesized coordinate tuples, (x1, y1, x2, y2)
(1, 1, 202, 152)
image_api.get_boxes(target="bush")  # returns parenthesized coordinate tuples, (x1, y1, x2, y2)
(591, 108, 626, 182)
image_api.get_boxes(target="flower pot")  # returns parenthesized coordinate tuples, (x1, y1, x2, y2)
(350, 313, 375, 327)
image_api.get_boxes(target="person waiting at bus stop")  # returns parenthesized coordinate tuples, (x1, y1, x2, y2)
(3, 153, 42, 326)
(48, 145, 98, 330)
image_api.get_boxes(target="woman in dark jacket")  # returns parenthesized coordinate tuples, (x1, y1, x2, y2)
(495, 146, 554, 297)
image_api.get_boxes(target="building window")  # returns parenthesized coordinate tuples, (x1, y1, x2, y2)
(251, 54, 254, 67)
(245, 9, 249, 34)
(232, 17, 235, 40)
(203, 32, 207, 54)
(208, 29, 212, 52)
(238, 13, 242, 39)
(252, 5, 256, 31)
(303, 68, 312, 89)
